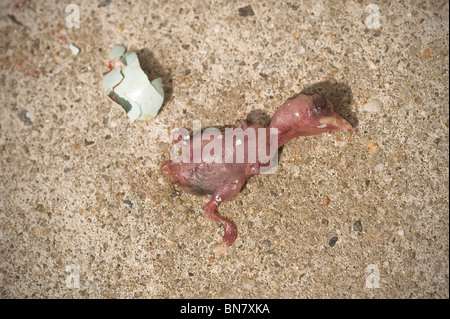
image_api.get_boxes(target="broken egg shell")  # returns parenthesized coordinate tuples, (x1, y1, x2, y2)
(101, 45, 164, 122)
(108, 44, 126, 59)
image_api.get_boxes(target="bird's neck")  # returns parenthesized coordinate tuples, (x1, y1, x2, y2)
(276, 128, 300, 148)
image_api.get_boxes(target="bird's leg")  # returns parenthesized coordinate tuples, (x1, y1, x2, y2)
(203, 195, 238, 247)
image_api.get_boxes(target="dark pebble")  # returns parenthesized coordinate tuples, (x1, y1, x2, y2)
(262, 239, 272, 247)
(33, 39, 40, 50)
(185, 69, 191, 76)
(98, 0, 112, 8)
(8, 14, 23, 26)
(105, 134, 112, 140)
(365, 180, 370, 187)
(63, 155, 70, 161)
(329, 236, 338, 247)
(123, 199, 133, 208)
(259, 72, 268, 79)
(238, 5, 255, 17)
(270, 190, 277, 197)
(18, 109, 32, 126)
(84, 139, 95, 146)
(170, 190, 180, 198)
(353, 220, 362, 232)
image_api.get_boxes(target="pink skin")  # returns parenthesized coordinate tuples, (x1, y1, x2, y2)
(161, 94, 352, 247)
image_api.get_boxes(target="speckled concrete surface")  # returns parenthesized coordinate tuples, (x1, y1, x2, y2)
(0, 0, 448, 298)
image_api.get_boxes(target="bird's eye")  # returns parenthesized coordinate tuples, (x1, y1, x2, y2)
(312, 96, 330, 115)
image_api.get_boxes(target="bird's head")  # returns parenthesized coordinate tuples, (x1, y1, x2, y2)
(270, 93, 352, 139)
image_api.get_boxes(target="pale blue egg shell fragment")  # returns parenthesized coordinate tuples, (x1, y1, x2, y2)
(101, 45, 164, 122)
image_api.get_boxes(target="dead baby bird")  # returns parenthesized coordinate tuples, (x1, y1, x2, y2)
(162, 93, 352, 247)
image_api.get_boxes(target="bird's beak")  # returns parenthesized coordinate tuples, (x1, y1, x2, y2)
(320, 114, 353, 132)
(335, 114, 353, 132)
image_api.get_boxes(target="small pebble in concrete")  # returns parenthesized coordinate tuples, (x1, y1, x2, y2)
(123, 199, 133, 208)
(69, 44, 80, 56)
(242, 277, 256, 290)
(170, 190, 180, 198)
(262, 239, 272, 247)
(299, 46, 306, 54)
(422, 48, 431, 59)
(374, 163, 385, 173)
(335, 139, 347, 148)
(238, 5, 255, 17)
(84, 139, 95, 146)
(353, 220, 362, 232)
(366, 141, 379, 154)
(365, 180, 370, 187)
(322, 197, 331, 206)
(18, 109, 32, 126)
(8, 14, 23, 26)
(367, 59, 377, 70)
(98, 0, 112, 8)
(159, 141, 169, 150)
(363, 99, 383, 112)
(213, 245, 228, 255)
(329, 236, 338, 247)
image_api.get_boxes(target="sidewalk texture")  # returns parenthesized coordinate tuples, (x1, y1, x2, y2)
(0, 0, 448, 298)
